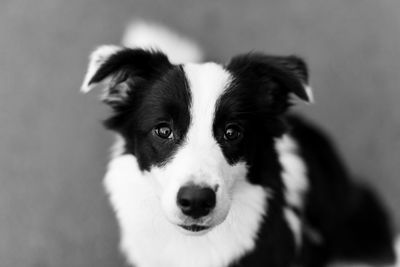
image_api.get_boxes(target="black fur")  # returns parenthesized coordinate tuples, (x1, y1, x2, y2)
(228, 115, 395, 267)
(226, 53, 311, 104)
(214, 55, 302, 266)
(223, 54, 394, 266)
(288, 115, 396, 267)
(91, 48, 192, 170)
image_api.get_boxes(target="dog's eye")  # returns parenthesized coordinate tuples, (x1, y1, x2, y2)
(224, 124, 243, 142)
(154, 123, 174, 139)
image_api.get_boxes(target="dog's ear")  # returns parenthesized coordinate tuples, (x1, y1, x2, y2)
(81, 45, 171, 107)
(227, 53, 314, 108)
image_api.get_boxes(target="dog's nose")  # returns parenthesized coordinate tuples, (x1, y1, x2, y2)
(177, 185, 216, 219)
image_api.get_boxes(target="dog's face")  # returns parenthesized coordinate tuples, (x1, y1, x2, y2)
(81, 46, 312, 235)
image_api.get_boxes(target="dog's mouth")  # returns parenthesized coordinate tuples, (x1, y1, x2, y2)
(179, 224, 210, 233)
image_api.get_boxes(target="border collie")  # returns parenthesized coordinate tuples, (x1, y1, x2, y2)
(81, 21, 398, 267)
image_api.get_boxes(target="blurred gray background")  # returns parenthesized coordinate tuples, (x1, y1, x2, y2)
(1, 0, 399, 266)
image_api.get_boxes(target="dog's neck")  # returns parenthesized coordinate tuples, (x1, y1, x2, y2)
(103, 154, 268, 267)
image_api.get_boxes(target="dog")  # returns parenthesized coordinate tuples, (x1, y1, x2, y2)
(81, 21, 398, 267)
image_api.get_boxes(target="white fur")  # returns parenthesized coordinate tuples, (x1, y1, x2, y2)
(275, 135, 308, 209)
(284, 208, 302, 246)
(104, 63, 269, 267)
(289, 84, 314, 105)
(304, 85, 314, 103)
(395, 237, 400, 267)
(393, 236, 400, 267)
(275, 134, 309, 245)
(110, 134, 126, 159)
(122, 20, 204, 64)
(105, 155, 267, 267)
(80, 45, 122, 93)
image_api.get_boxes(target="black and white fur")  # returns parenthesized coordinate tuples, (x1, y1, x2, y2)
(81, 21, 398, 267)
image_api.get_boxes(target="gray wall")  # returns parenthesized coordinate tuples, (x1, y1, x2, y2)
(1, 0, 399, 266)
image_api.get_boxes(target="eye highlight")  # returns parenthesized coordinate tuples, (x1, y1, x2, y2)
(154, 123, 174, 140)
(224, 123, 243, 142)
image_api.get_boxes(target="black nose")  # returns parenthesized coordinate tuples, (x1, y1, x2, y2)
(177, 185, 216, 219)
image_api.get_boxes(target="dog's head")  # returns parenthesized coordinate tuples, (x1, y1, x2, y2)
(81, 46, 312, 235)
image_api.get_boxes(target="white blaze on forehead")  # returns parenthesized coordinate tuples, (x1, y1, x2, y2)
(150, 62, 238, 229)
(183, 62, 232, 151)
